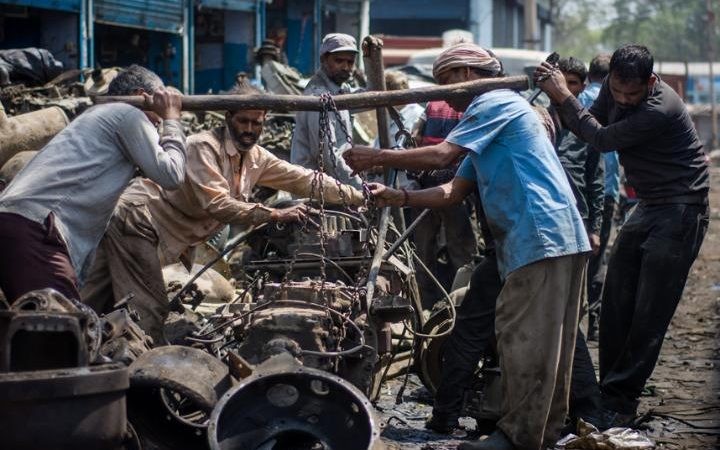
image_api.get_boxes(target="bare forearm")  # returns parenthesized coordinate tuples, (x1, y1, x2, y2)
(374, 142, 465, 170)
(407, 185, 462, 208)
(379, 178, 473, 209)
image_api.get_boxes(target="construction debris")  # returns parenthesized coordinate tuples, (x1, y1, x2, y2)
(556, 420, 655, 450)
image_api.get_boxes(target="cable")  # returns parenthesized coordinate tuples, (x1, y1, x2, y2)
(185, 335, 226, 344)
(400, 251, 457, 339)
(168, 223, 268, 310)
(296, 252, 355, 284)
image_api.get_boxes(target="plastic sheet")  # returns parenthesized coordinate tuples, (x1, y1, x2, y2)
(556, 420, 655, 450)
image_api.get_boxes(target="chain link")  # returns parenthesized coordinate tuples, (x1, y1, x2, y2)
(279, 93, 397, 316)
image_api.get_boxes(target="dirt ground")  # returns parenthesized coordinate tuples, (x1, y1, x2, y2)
(375, 168, 720, 450)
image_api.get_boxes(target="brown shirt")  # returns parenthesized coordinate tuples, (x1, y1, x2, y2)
(120, 126, 364, 265)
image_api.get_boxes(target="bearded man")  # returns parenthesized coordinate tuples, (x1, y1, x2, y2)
(82, 82, 364, 343)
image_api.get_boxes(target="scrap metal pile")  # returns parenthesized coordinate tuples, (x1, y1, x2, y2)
(0, 201, 426, 450)
(0, 54, 433, 450)
(0, 42, 537, 450)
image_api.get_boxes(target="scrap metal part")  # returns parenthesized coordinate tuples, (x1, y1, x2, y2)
(231, 280, 382, 395)
(208, 354, 384, 450)
(127, 346, 234, 450)
(99, 308, 154, 365)
(0, 363, 129, 450)
(0, 288, 101, 371)
(130, 345, 233, 410)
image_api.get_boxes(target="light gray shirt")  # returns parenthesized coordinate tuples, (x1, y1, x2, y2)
(0, 103, 186, 282)
(290, 70, 362, 188)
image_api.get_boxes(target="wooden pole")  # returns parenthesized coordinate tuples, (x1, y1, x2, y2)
(362, 36, 395, 310)
(94, 76, 529, 112)
(364, 36, 392, 149)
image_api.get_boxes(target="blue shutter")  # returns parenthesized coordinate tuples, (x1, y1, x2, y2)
(370, 0, 467, 20)
(197, 0, 254, 12)
(94, 0, 184, 34)
(3, 0, 80, 12)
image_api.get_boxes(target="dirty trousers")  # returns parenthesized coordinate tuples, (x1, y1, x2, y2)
(433, 254, 600, 424)
(599, 202, 709, 414)
(495, 253, 587, 450)
(81, 205, 168, 344)
(0, 212, 80, 302)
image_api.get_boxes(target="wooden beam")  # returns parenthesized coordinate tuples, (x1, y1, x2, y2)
(94, 76, 529, 112)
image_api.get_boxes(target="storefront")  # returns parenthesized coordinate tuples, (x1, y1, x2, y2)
(0, 0, 81, 70)
(92, 0, 187, 89)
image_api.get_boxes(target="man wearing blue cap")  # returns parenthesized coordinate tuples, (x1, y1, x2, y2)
(291, 33, 362, 188)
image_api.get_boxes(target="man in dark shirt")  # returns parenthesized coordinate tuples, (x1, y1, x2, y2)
(554, 57, 604, 253)
(536, 44, 710, 426)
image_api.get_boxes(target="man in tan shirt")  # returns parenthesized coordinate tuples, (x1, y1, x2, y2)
(82, 82, 365, 343)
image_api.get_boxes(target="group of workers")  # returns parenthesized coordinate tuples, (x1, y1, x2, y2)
(0, 29, 709, 450)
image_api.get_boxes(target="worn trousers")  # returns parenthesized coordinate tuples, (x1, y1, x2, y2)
(587, 197, 616, 308)
(413, 203, 477, 309)
(0, 212, 80, 303)
(599, 202, 709, 414)
(81, 204, 168, 344)
(433, 254, 600, 426)
(496, 254, 587, 450)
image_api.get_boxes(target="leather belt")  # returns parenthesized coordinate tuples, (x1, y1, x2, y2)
(640, 194, 708, 206)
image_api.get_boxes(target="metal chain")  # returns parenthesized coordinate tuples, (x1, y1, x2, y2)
(323, 93, 375, 210)
(280, 93, 339, 292)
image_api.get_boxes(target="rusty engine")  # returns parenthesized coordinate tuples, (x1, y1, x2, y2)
(157, 203, 420, 450)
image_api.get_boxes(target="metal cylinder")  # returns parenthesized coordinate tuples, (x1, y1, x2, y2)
(0, 363, 129, 450)
(0, 105, 69, 169)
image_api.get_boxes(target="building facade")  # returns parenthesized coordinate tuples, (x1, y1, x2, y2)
(370, 0, 553, 51)
(0, 0, 549, 92)
(0, 0, 368, 93)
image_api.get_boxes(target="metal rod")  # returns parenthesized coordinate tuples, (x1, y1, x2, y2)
(93, 76, 529, 112)
(382, 208, 430, 261)
(366, 178, 396, 309)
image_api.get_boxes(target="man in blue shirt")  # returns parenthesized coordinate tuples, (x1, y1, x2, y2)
(344, 43, 591, 450)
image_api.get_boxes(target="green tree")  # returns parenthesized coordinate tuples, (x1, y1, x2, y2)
(550, 0, 608, 61)
(603, 0, 715, 61)
(552, 0, 719, 63)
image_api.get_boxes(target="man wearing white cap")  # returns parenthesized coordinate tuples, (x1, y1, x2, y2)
(343, 43, 590, 450)
(291, 33, 362, 188)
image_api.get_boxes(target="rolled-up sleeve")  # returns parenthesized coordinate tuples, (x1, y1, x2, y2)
(258, 150, 365, 206)
(557, 95, 668, 152)
(118, 110, 187, 189)
(186, 140, 274, 225)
